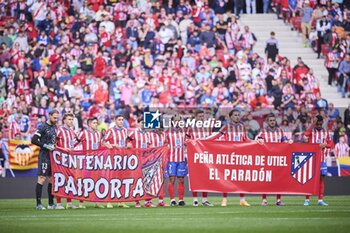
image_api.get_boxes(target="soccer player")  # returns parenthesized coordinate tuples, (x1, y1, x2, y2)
(256, 113, 293, 206)
(128, 119, 156, 208)
(186, 110, 214, 207)
(55, 113, 79, 210)
(165, 115, 187, 206)
(303, 115, 334, 206)
(102, 115, 131, 208)
(207, 109, 251, 207)
(334, 134, 349, 158)
(78, 117, 102, 151)
(77, 117, 102, 209)
(31, 109, 59, 210)
(148, 126, 169, 207)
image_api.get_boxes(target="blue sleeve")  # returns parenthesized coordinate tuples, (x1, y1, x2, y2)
(2, 140, 8, 160)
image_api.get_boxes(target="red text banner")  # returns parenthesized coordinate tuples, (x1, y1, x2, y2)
(51, 146, 169, 202)
(187, 141, 321, 195)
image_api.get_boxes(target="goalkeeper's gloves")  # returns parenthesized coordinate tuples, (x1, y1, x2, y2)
(43, 144, 55, 151)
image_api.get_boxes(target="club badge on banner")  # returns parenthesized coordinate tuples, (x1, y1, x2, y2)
(187, 141, 322, 195)
(51, 146, 169, 202)
(9, 140, 39, 170)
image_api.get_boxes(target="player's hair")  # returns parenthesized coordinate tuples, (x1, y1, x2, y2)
(171, 114, 182, 121)
(229, 109, 239, 117)
(266, 113, 276, 120)
(115, 114, 124, 120)
(87, 117, 98, 125)
(62, 112, 74, 121)
(195, 110, 204, 116)
(49, 109, 59, 116)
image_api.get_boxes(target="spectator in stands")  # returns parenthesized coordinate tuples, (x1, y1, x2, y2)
(265, 31, 279, 62)
(338, 54, 350, 98)
(325, 47, 340, 86)
(316, 15, 331, 58)
(301, 1, 314, 47)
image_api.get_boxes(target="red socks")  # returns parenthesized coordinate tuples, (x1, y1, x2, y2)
(178, 182, 184, 200)
(223, 193, 228, 198)
(318, 177, 325, 200)
(168, 182, 175, 200)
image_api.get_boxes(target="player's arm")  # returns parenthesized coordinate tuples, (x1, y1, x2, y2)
(255, 131, 264, 144)
(102, 129, 113, 149)
(334, 144, 339, 157)
(31, 125, 45, 147)
(73, 131, 81, 148)
(242, 125, 253, 142)
(205, 125, 226, 140)
(31, 125, 55, 150)
(281, 130, 293, 144)
(76, 131, 85, 146)
(322, 132, 334, 149)
(185, 128, 192, 140)
(126, 130, 134, 148)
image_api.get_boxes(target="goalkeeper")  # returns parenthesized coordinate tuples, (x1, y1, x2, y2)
(31, 110, 59, 210)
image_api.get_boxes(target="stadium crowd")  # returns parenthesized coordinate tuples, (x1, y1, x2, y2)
(276, 0, 350, 97)
(0, 0, 350, 196)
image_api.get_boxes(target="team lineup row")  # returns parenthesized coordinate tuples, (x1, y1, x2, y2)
(31, 109, 332, 210)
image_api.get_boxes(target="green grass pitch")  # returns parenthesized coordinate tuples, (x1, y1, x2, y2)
(1, 196, 350, 233)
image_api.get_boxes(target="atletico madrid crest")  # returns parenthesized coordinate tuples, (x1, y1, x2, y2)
(142, 156, 164, 197)
(291, 152, 315, 185)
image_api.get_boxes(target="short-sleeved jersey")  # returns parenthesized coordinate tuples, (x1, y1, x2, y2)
(165, 129, 186, 162)
(334, 142, 349, 158)
(186, 126, 212, 140)
(20, 115, 30, 133)
(220, 122, 249, 142)
(256, 127, 286, 143)
(103, 127, 128, 148)
(148, 131, 166, 147)
(307, 128, 333, 159)
(77, 128, 101, 150)
(128, 129, 149, 149)
(9, 121, 20, 139)
(56, 126, 78, 150)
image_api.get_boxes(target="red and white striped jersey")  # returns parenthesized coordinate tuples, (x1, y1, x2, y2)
(9, 121, 20, 139)
(186, 126, 212, 140)
(306, 128, 333, 159)
(221, 122, 249, 142)
(77, 128, 101, 150)
(128, 129, 149, 149)
(103, 127, 129, 148)
(56, 126, 78, 150)
(334, 142, 350, 158)
(148, 131, 166, 147)
(165, 129, 186, 162)
(256, 127, 286, 143)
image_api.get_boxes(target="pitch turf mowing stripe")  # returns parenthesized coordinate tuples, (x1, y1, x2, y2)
(1, 196, 350, 233)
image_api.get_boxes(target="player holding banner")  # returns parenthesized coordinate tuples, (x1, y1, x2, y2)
(31, 109, 59, 210)
(77, 117, 103, 209)
(148, 126, 169, 207)
(186, 110, 214, 207)
(303, 115, 334, 206)
(102, 115, 130, 208)
(55, 113, 80, 209)
(256, 113, 293, 206)
(165, 115, 187, 207)
(206, 109, 251, 207)
(128, 119, 156, 208)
